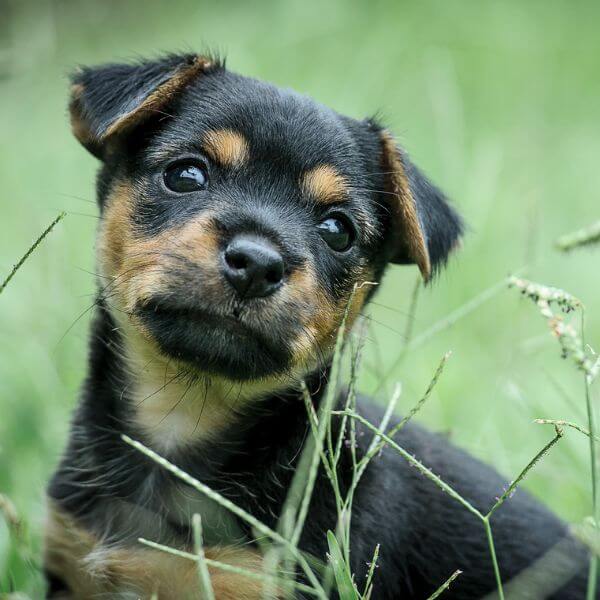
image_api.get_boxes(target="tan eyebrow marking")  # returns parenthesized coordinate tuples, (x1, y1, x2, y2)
(203, 129, 249, 167)
(301, 165, 348, 204)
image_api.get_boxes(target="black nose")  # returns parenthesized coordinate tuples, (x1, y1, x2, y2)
(223, 236, 285, 298)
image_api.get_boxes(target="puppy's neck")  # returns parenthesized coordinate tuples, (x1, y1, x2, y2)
(119, 323, 298, 455)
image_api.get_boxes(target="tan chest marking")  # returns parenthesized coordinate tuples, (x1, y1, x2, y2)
(124, 329, 233, 453)
(124, 326, 290, 454)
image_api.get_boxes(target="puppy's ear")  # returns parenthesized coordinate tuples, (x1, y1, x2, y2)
(69, 54, 216, 159)
(379, 130, 463, 281)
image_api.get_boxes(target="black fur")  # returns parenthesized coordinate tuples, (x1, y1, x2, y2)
(47, 54, 592, 598)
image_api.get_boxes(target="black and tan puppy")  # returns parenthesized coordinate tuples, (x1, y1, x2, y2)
(46, 54, 591, 599)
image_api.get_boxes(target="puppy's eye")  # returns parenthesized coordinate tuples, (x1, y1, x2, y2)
(163, 162, 208, 193)
(317, 216, 354, 252)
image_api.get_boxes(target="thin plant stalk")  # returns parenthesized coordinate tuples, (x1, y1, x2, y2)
(363, 543, 380, 599)
(0, 212, 65, 295)
(556, 220, 600, 252)
(192, 513, 215, 600)
(138, 538, 318, 597)
(583, 309, 599, 600)
(483, 518, 504, 600)
(510, 278, 597, 596)
(401, 275, 421, 350)
(340, 411, 484, 519)
(334, 324, 366, 467)
(426, 569, 462, 600)
(384, 352, 451, 438)
(309, 284, 371, 574)
(341, 382, 402, 509)
(487, 426, 563, 518)
(341, 352, 450, 496)
(535, 419, 599, 441)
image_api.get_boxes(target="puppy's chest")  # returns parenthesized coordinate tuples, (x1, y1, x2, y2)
(102, 476, 246, 547)
(163, 481, 247, 546)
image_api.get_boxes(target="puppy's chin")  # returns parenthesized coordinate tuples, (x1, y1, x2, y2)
(135, 302, 294, 381)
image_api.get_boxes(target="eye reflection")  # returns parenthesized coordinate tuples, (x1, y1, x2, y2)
(317, 216, 354, 252)
(163, 162, 208, 193)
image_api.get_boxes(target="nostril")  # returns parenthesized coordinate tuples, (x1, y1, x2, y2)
(228, 253, 248, 270)
(265, 267, 283, 284)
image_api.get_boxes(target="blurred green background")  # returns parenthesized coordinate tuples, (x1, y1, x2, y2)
(1, 0, 599, 595)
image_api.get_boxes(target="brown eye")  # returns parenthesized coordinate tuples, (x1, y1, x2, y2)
(163, 162, 208, 193)
(317, 216, 354, 252)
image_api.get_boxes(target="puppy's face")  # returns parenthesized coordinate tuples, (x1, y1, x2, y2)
(71, 54, 462, 382)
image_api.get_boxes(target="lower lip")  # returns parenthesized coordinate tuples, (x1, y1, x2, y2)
(137, 303, 288, 379)
(144, 304, 248, 332)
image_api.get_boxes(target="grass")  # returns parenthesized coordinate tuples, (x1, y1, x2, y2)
(1, 0, 600, 597)
(0, 212, 65, 297)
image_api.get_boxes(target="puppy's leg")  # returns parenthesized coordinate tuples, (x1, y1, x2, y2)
(44, 500, 101, 598)
(44, 500, 273, 599)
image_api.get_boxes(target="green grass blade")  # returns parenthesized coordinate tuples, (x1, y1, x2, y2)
(426, 569, 462, 600)
(486, 425, 563, 518)
(339, 411, 483, 519)
(556, 220, 600, 252)
(0, 212, 65, 296)
(138, 538, 319, 597)
(362, 543, 380, 599)
(326, 531, 358, 599)
(192, 513, 215, 600)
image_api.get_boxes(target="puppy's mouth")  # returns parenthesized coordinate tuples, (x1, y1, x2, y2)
(136, 299, 292, 381)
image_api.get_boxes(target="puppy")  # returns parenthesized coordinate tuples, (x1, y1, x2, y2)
(46, 53, 592, 599)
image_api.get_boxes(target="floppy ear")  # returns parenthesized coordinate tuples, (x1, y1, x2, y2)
(69, 53, 216, 159)
(379, 131, 463, 281)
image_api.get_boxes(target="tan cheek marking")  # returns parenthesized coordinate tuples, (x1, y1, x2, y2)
(203, 129, 249, 167)
(122, 214, 220, 311)
(289, 265, 373, 368)
(301, 165, 348, 204)
(285, 264, 335, 365)
(98, 180, 220, 314)
(172, 213, 220, 265)
(45, 501, 275, 599)
(97, 181, 136, 279)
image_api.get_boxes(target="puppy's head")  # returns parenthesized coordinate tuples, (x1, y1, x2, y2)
(70, 53, 462, 382)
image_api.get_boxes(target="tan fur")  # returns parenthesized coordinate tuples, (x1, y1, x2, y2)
(289, 263, 372, 368)
(288, 263, 335, 364)
(45, 501, 275, 599)
(97, 181, 136, 278)
(125, 324, 294, 453)
(379, 131, 431, 280)
(301, 165, 348, 204)
(98, 182, 218, 313)
(203, 129, 250, 167)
